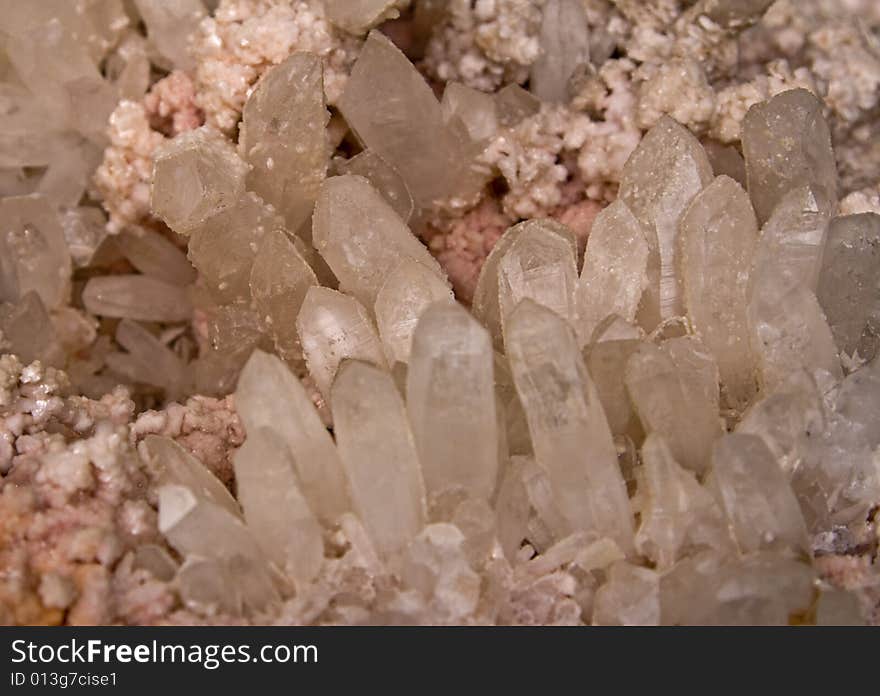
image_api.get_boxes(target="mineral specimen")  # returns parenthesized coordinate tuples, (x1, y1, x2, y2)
(2, 0, 879, 629)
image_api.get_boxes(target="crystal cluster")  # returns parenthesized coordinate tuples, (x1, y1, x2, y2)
(1, 1, 879, 627)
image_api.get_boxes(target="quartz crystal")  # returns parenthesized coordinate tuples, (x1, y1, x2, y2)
(0, 292, 60, 365)
(151, 126, 249, 236)
(742, 89, 837, 224)
(112, 320, 189, 399)
(82, 275, 192, 322)
(133, 0, 205, 71)
(635, 435, 730, 570)
(407, 302, 498, 501)
(529, 0, 590, 104)
(375, 261, 454, 366)
(625, 338, 721, 474)
(331, 360, 427, 556)
(337, 31, 484, 209)
(584, 338, 642, 436)
(816, 213, 880, 361)
(0, 194, 71, 309)
(239, 52, 329, 236)
(312, 175, 444, 307)
(680, 176, 759, 408)
(235, 350, 350, 525)
(233, 427, 324, 586)
(498, 222, 579, 347)
(139, 435, 240, 518)
(250, 230, 318, 360)
(157, 484, 279, 612)
(440, 82, 499, 145)
(188, 193, 286, 303)
(619, 116, 713, 327)
(708, 434, 810, 555)
(296, 286, 387, 401)
(336, 150, 414, 223)
(116, 227, 196, 287)
(325, 0, 408, 36)
(577, 200, 649, 343)
(505, 299, 634, 552)
(474, 219, 577, 350)
(592, 562, 660, 626)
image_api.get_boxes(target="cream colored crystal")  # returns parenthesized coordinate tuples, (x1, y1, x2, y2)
(593, 562, 660, 626)
(250, 229, 318, 361)
(139, 435, 240, 517)
(635, 434, 730, 570)
(312, 175, 444, 307)
(619, 116, 713, 327)
(473, 219, 577, 351)
(117, 227, 197, 287)
(296, 286, 387, 402)
(680, 176, 759, 409)
(625, 338, 721, 474)
(584, 338, 642, 437)
(337, 31, 484, 209)
(0, 194, 71, 309)
(331, 360, 427, 557)
(742, 89, 837, 224)
(82, 275, 192, 322)
(375, 261, 454, 366)
(577, 200, 649, 344)
(337, 150, 414, 223)
(529, 0, 590, 103)
(235, 350, 350, 525)
(233, 427, 324, 586)
(505, 299, 634, 552)
(151, 126, 249, 236)
(239, 52, 329, 235)
(407, 301, 498, 501)
(709, 434, 810, 555)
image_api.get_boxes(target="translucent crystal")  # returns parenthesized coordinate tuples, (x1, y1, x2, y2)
(816, 213, 880, 361)
(375, 261, 454, 365)
(474, 219, 577, 351)
(337, 150, 414, 223)
(158, 485, 279, 612)
(494, 84, 541, 127)
(499, 224, 579, 346)
(407, 302, 498, 500)
(133, 0, 206, 71)
(250, 230, 318, 360)
(235, 350, 351, 525)
(112, 320, 189, 399)
(337, 31, 484, 209)
(312, 175, 444, 307)
(133, 545, 178, 582)
(625, 338, 721, 474)
(138, 435, 240, 517)
(592, 562, 660, 626)
(440, 82, 499, 145)
(296, 286, 387, 401)
(742, 89, 837, 224)
(635, 434, 730, 570)
(239, 52, 329, 235)
(680, 176, 759, 408)
(0, 291, 61, 365)
(0, 194, 71, 309)
(331, 360, 427, 556)
(584, 338, 642, 436)
(494, 457, 531, 562)
(176, 557, 239, 616)
(816, 589, 866, 626)
(116, 227, 196, 287)
(188, 193, 285, 304)
(661, 551, 815, 625)
(233, 427, 324, 586)
(619, 116, 713, 327)
(530, 0, 590, 103)
(151, 126, 249, 236)
(577, 200, 649, 344)
(708, 434, 809, 555)
(505, 299, 634, 552)
(325, 0, 408, 35)
(82, 275, 192, 322)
